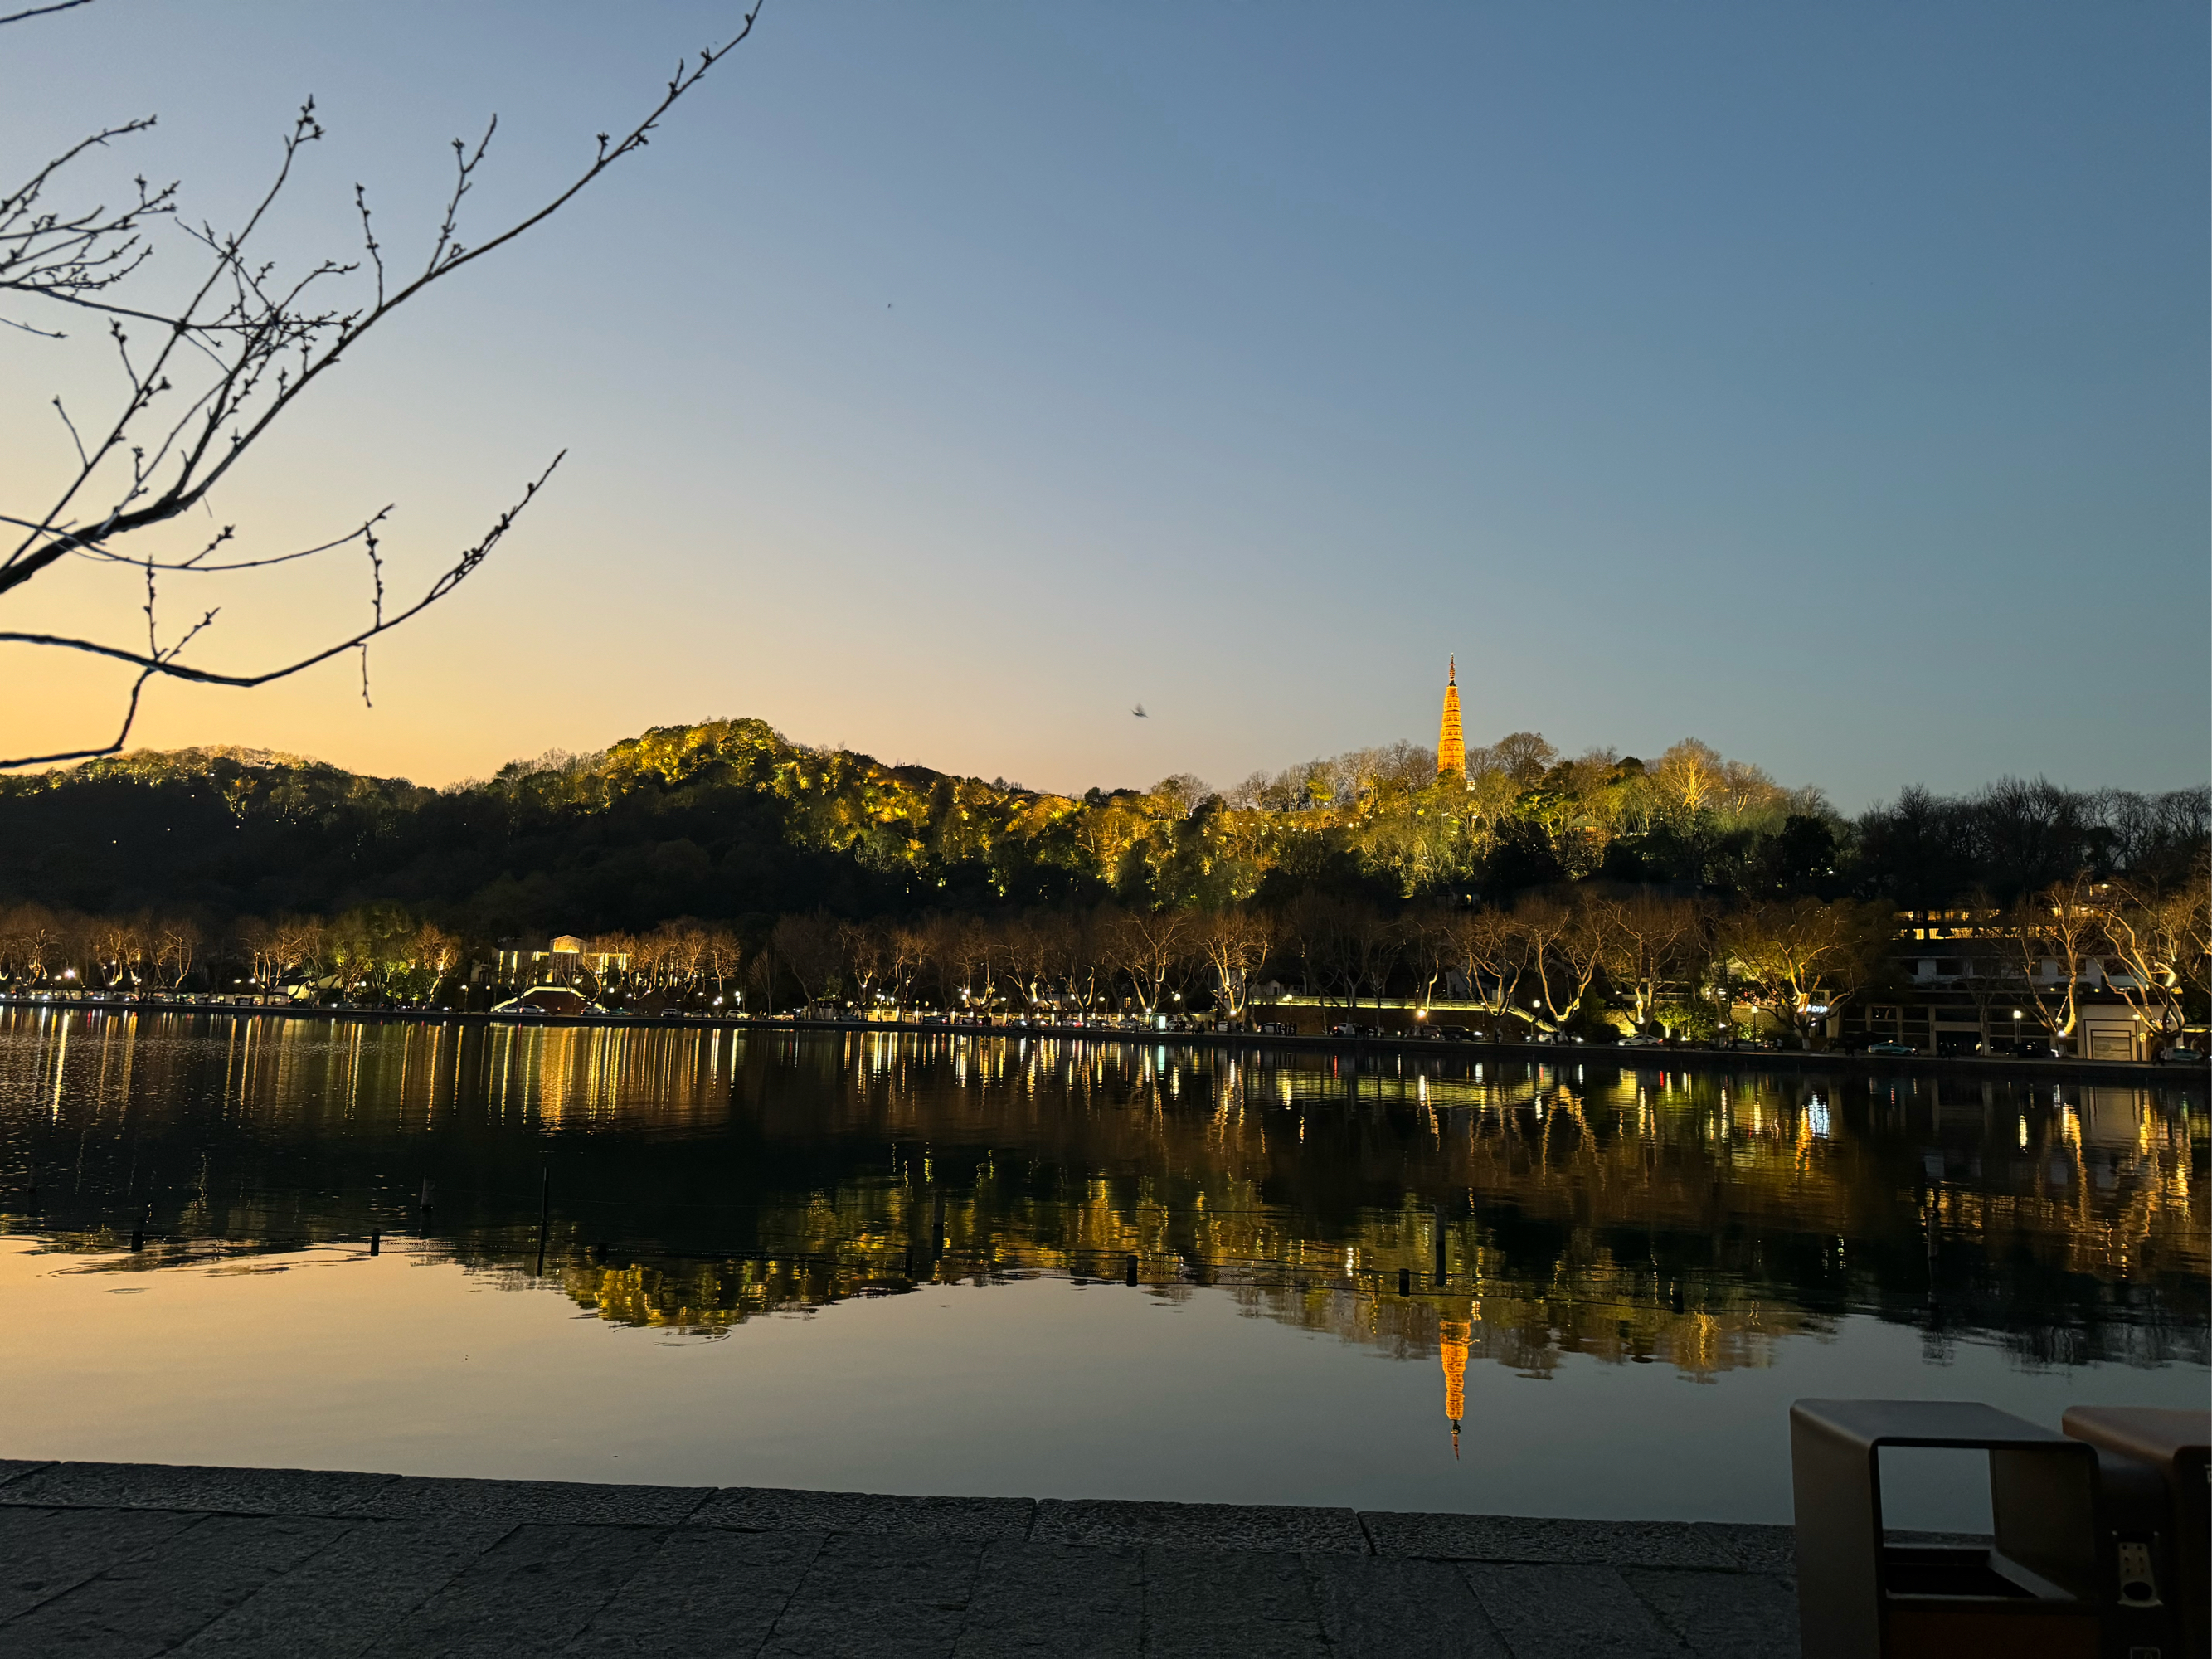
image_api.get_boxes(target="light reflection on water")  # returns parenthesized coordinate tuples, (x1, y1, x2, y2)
(0, 1008, 2203, 1520)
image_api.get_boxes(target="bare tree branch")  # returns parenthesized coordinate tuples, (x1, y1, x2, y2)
(0, 507, 385, 573)
(0, 456, 560, 766)
(1, 2, 765, 765)
(1, 118, 175, 326)
(0, 0, 93, 28)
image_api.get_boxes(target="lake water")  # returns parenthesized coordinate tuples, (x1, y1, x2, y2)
(0, 1008, 2202, 1529)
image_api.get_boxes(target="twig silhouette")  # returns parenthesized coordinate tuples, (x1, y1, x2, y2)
(1, 2, 765, 766)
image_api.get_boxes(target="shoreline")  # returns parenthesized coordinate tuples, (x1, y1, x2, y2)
(1, 994, 2198, 1087)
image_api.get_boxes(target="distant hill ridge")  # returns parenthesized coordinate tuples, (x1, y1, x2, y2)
(0, 715, 2200, 933)
(0, 717, 1101, 928)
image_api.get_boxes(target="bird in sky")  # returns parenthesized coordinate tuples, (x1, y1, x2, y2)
(1131, 703, 1147, 718)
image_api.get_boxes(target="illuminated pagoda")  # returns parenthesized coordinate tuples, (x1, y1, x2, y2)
(1436, 657, 1465, 779)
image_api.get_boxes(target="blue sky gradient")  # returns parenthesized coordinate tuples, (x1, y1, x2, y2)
(2, 2, 2203, 806)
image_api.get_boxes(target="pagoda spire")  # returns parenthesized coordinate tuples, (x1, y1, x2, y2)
(1436, 658, 1465, 779)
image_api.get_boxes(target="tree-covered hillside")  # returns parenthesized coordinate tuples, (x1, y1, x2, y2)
(0, 717, 2202, 938)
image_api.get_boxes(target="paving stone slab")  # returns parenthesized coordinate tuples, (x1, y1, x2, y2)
(1623, 1568, 1800, 1659)
(952, 1540, 1143, 1657)
(0, 1505, 205, 1623)
(0, 1461, 397, 1517)
(173, 1519, 513, 1659)
(1033, 1497, 1368, 1554)
(340, 1474, 710, 1527)
(561, 1526, 824, 1657)
(1461, 1562, 1687, 1658)
(1689, 1524, 1797, 1577)
(1364, 1511, 1740, 1569)
(0, 1462, 1806, 1659)
(0, 1458, 54, 1492)
(692, 1486, 1033, 1540)
(2, 1512, 348, 1659)
(361, 1521, 670, 1659)
(1307, 1553, 1509, 1657)
(1139, 1547, 1330, 1657)
(761, 1532, 984, 1658)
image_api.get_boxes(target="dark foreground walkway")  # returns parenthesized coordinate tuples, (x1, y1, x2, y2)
(0, 1460, 1799, 1657)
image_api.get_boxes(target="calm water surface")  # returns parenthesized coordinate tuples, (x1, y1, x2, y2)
(0, 1009, 2203, 1525)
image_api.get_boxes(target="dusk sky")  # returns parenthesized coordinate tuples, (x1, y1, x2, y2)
(3, 1, 2204, 808)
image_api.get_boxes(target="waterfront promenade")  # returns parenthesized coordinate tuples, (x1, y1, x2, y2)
(0, 1459, 1800, 1656)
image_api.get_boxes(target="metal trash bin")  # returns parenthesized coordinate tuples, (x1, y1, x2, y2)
(1791, 1399, 2103, 1659)
(2063, 1406, 2210, 1659)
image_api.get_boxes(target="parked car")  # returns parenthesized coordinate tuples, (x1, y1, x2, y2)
(2154, 1044, 2205, 1065)
(1616, 1034, 1664, 1048)
(1865, 1040, 1916, 1057)
(1437, 1025, 1475, 1043)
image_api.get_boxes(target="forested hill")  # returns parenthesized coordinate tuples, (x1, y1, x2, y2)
(0, 717, 2202, 936)
(0, 721, 1022, 933)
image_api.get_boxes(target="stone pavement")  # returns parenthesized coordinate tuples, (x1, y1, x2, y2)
(0, 1460, 1800, 1657)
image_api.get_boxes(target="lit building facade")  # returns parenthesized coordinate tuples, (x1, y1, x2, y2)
(496, 935, 632, 983)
